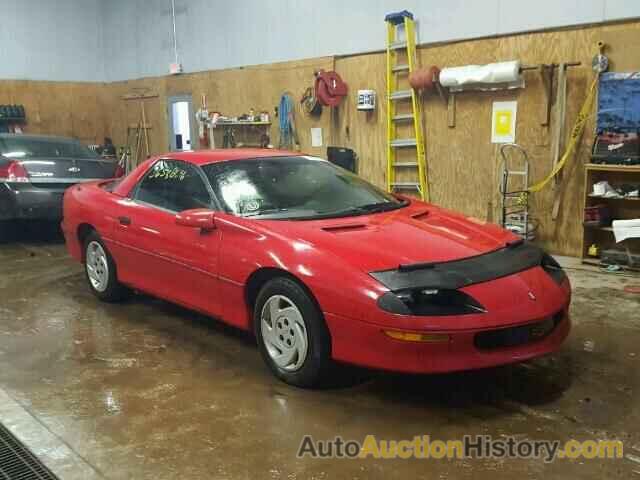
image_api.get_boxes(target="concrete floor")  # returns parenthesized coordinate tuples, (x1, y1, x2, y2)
(0, 224, 639, 479)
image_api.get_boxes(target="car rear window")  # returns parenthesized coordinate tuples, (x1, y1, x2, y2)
(0, 137, 99, 159)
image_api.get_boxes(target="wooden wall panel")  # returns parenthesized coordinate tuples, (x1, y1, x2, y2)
(491, 27, 597, 256)
(3, 20, 631, 257)
(0, 80, 106, 143)
(331, 21, 640, 256)
(331, 53, 387, 188)
(101, 57, 335, 164)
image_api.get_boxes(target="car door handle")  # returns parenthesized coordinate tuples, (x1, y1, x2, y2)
(118, 216, 131, 226)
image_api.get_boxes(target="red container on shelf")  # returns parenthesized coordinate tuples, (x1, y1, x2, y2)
(583, 204, 611, 227)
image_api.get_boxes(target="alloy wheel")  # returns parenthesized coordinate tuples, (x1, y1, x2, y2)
(86, 241, 109, 292)
(260, 294, 309, 372)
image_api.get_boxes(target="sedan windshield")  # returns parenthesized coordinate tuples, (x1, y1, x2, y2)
(202, 156, 407, 220)
(0, 137, 99, 159)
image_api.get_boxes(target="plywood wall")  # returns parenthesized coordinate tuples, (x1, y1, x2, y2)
(0, 80, 107, 144)
(332, 21, 640, 256)
(3, 20, 638, 257)
(101, 56, 335, 160)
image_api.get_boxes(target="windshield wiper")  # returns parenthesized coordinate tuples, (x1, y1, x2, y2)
(242, 208, 289, 218)
(357, 200, 407, 213)
(315, 200, 408, 218)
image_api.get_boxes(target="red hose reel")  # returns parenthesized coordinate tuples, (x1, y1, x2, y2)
(315, 70, 348, 107)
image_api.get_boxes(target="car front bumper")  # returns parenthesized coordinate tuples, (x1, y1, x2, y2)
(325, 308, 571, 374)
(0, 182, 66, 220)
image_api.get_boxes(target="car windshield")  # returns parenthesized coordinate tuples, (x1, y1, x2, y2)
(0, 137, 99, 159)
(202, 156, 407, 220)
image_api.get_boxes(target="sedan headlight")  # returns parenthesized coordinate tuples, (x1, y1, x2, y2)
(541, 254, 568, 285)
(377, 288, 486, 316)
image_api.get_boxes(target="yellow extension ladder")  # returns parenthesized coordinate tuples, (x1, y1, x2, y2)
(385, 10, 429, 201)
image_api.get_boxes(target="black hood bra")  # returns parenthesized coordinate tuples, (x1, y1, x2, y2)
(370, 241, 545, 291)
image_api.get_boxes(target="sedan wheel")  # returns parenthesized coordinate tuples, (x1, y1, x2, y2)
(260, 295, 309, 372)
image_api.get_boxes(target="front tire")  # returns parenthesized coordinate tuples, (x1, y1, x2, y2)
(254, 277, 332, 388)
(83, 232, 129, 302)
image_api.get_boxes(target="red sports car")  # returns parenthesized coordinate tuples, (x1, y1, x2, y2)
(62, 149, 571, 387)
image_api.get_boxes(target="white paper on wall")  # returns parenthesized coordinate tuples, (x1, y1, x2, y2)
(311, 127, 323, 147)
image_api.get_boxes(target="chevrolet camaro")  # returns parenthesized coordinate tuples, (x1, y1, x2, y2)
(62, 149, 571, 387)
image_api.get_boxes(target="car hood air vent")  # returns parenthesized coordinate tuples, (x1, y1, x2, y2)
(321, 224, 368, 234)
(411, 210, 430, 221)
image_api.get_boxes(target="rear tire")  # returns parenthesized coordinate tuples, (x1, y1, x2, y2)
(83, 232, 129, 302)
(254, 277, 332, 388)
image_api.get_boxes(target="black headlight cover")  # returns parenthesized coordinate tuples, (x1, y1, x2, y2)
(377, 288, 486, 316)
(541, 254, 567, 285)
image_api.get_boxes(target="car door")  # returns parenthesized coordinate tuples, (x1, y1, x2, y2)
(111, 158, 222, 316)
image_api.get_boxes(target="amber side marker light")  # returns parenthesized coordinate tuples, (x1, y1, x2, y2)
(383, 330, 450, 343)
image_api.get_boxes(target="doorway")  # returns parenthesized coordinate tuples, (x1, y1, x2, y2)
(167, 94, 196, 151)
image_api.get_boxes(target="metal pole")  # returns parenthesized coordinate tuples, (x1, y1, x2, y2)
(171, 0, 178, 65)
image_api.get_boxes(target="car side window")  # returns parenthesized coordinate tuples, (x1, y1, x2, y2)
(134, 159, 213, 212)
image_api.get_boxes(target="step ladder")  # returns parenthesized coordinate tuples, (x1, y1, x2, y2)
(385, 10, 429, 201)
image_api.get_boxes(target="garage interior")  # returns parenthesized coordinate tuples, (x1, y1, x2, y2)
(1, 1, 640, 479)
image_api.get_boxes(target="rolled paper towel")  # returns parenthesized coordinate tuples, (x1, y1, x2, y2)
(439, 61, 521, 87)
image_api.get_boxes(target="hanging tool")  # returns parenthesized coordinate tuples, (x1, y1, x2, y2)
(116, 145, 133, 177)
(314, 70, 348, 107)
(301, 87, 322, 116)
(195, 94, 216, 149)
(222, 127, 236, 148)
(510, 44, 604, 226)
(526, 67, 600, 195)
(133, 121, 144, 165)
(122, 91, 157, 164)
(499, 143, 535, 241)
(547, 45, 605, 219)
(196, 94, 209, 147)
(278, 93, 299, 150)
(550, 62, 568, 187)
(140, 101, 150, 158)
(546, 62, 581, 220)
(385, 10, 429, 201)
(122, 122, 140, 168)
(592, 41, 609, 73)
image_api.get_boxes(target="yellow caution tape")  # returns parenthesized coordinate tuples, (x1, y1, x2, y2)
(527, 75, 599, 193)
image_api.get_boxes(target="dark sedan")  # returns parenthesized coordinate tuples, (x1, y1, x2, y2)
(0, 134, 118, 224)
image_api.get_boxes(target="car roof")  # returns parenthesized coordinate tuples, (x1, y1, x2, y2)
(166, 148, 302, 166)
(111, 148, 308, 197)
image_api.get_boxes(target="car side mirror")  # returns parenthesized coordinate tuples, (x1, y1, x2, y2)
(175, 209, 216, 231)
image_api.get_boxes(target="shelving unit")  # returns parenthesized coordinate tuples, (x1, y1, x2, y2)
(213, 121, 272, 148)
(581, 163, 640, 267)
(216, 121, 272, 127)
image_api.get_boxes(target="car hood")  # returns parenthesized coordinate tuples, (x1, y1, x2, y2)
(258, 202, 517, 273)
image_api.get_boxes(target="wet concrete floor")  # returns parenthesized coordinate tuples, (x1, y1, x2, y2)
(0, 223, 638, 479)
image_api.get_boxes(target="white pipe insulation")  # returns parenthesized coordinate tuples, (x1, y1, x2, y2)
(439, 61, 522, 88)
